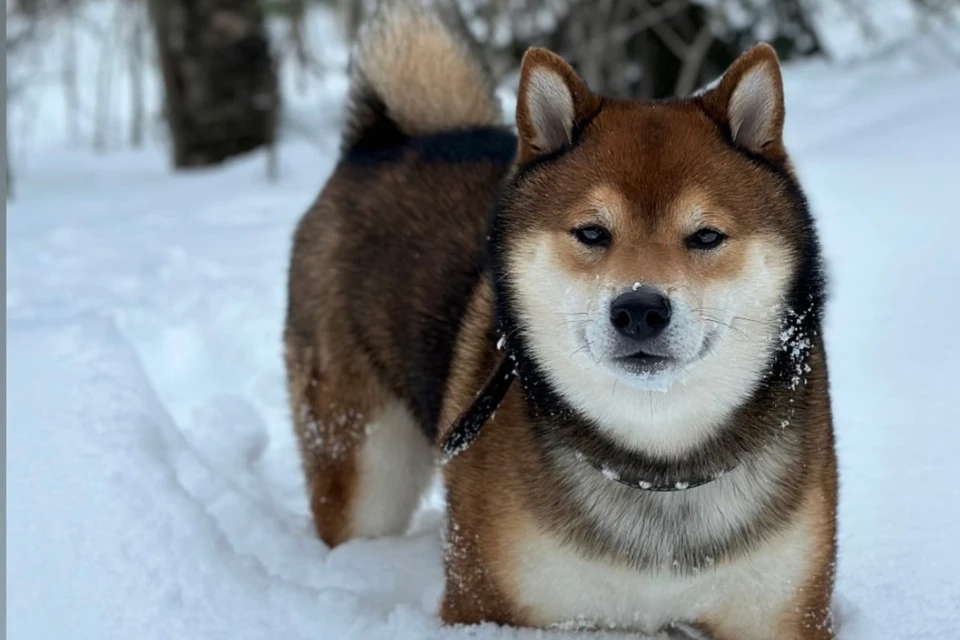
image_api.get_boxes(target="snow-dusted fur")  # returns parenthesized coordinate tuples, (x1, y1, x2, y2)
(287, 4, 837, 637)
(509, 234, 795, 457)
(436, 45, 837, 639)
(352, 400, 435, 537)
(285, 0, 514, 547)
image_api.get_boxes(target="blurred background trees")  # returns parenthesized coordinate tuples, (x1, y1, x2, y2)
(466, 0, 826, 98)
(5, 0, 959, 195)
(146, 0, 278, 168)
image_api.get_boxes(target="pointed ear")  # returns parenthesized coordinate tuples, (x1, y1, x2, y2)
(701, 44, 786, 162)
(515, 48, 600, 164)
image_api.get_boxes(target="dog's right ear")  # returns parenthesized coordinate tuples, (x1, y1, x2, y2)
(515, 48, 600, 164)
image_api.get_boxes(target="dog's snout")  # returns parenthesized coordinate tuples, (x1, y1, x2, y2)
(610, 288, 671, 341)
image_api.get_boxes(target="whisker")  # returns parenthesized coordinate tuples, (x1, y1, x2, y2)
(731, 315, 778, 328)
(569, 344, 590, 358)
(697, 313, 749, 339)
(691, 307, 779, 328)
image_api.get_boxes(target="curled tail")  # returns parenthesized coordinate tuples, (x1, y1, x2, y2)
(342, 0, 502, 152)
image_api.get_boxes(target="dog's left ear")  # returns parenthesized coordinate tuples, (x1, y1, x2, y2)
(701, 44, 786, 164)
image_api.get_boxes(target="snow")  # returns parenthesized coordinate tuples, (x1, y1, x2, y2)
(601, 466, 621, 482)
(7, 15, 960, 640)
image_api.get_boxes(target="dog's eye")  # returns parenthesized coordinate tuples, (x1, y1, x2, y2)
(573, 225, 612, 248)
(686, 228, 726, 250)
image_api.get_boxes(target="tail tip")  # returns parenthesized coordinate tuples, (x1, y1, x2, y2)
(342, 0, 501, 151)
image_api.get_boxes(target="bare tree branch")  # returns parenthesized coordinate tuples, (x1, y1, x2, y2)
(569, 0, 691, 62)
(674, 19, 715, 96)
(638, 0, 690, 59)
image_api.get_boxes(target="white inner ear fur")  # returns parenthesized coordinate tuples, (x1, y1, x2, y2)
(524, 68, 575, 154)
(728, 64, 780, 151)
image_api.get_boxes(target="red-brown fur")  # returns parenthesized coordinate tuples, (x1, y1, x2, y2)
(285, 3, 837, 636)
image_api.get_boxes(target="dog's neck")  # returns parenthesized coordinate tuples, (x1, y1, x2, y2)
(441, 336, 742, 493)
(443, 291, 823, 496)
(573, 449, 736, 492)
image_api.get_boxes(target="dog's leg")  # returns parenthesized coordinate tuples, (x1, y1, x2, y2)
(347, 397, 436, 540)
(286, 336, 435, 546)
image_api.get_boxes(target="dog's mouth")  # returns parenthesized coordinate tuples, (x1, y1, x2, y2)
(612, 349, 674, 374)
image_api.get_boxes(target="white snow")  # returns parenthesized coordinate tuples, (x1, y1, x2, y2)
(7, 14, 960, 640)
(601, 466, 621, 481)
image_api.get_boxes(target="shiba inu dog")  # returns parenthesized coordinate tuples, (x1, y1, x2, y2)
(284, 1, 838, 638)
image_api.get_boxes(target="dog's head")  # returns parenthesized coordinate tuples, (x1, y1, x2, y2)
(493, 45, 819, 456)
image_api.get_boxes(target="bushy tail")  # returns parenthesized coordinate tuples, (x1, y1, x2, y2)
(342, 0, 501, 151)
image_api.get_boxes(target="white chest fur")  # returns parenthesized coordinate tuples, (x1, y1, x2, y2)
(503, 511, 816, 639)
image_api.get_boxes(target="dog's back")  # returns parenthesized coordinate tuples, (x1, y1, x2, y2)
(285, 0, 512, 546)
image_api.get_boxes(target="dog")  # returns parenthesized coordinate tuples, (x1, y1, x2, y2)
(284, 1, 838, 638)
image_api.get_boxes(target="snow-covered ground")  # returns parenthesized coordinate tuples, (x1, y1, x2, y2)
(7, 14, 960, 640)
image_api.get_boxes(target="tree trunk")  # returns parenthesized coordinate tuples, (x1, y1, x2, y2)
(147, 0, 278, 168)
(129, 7, 146, 148)
(64, 1, 80, 144)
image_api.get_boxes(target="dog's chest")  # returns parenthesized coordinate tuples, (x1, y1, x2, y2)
(500, 503, 815, 636)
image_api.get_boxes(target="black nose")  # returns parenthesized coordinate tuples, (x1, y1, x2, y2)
(610, 288, 671, 341)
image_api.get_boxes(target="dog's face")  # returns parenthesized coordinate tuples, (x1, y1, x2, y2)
(497, 46, 807, 455)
